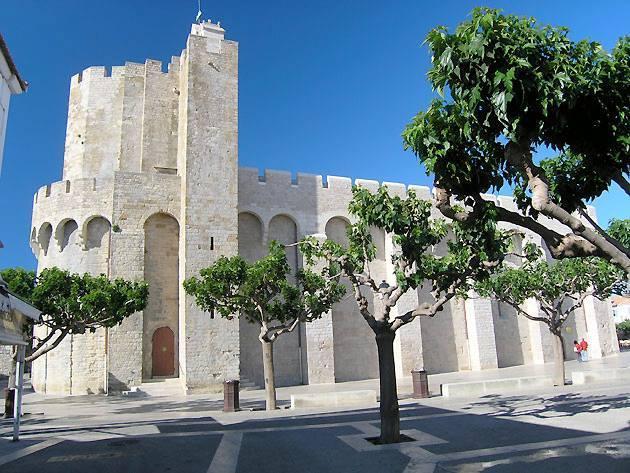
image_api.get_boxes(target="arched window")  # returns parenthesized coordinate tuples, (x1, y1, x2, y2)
(85, 216, 111, 250)
(38, 222, 53, 255)
(325, 216, 350, 247)
(58, 220, 79, 252)
(238, 212, 264, 262)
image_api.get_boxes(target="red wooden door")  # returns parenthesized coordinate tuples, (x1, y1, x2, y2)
(152, 327, 175, 377)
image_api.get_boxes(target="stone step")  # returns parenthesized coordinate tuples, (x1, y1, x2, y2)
(291, 390, 377, 409)
(572, 367, 630, 385)
(136, 378, 184, 397)
(441, 376, 554, 398)
(239, 377, 262, 391)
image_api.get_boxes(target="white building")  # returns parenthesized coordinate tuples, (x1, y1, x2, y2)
(612, 296, 630, 324)
(0, 33, 28, 177)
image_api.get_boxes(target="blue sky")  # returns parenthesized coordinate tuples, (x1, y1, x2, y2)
(1, 0, 628, 270)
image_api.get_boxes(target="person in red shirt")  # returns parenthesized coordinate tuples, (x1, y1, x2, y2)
(580, 338, 589, 362)
(573, 340, 583, 362)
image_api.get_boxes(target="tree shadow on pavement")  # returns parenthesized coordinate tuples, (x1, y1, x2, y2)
(461, 392, 630, 419)
(3, 400, 630, 473)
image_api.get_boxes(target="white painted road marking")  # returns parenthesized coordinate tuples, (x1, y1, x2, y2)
(207, 432, 243, 473)
(0, 438, 63, 466)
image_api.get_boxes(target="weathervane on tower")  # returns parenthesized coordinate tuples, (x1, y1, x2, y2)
(195, 0, 203, 24)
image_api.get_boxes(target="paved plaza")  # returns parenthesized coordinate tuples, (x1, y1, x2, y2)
(1, 353, 629, 472)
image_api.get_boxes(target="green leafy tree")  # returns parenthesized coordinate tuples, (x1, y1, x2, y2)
(0, 267, 149, 363)
(476, 257, 621, 386)
(300, 187, 509, 444)
(0, 268, 36, 300)
(607, 219, 630, 295)
(1, 267, 148, 416)
(617, 320, 630, 340)
(608, 219, 630, 250)
(403, 8, 630, 272)
(183, 242, 345, 411)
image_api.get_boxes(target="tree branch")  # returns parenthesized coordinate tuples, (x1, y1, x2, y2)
(33, 328, 56, 347)
(26, 328, 70, 363)
(493, 295, 550, 324)
(434, 186, 474, 222)
(347, 273, 377, 330)
(562, 291, 592, 321)
(579, 208, 630, 258)
(504, 141, 630, 272)
(390, 290, 456, 331)
(613, 171, 630, 196)
(268, 318, 301, 342)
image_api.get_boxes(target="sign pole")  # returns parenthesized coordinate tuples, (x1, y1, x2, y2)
(12, 345, 25, 441)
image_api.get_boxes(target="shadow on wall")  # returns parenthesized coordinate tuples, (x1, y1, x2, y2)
(237, 211, 305, 388)
(326, 217, 381, 383)
(492, 301, 526, 368)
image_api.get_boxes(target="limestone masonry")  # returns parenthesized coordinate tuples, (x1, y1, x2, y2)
(27, 21, 619, 395)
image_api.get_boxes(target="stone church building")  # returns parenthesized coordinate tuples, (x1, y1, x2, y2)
(27, 21, 619, 395)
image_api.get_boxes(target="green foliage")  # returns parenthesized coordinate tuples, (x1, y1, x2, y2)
(30, 267, 149, 334)
(301, 186, 510, 329)
(607, 219, 630, 295)
(0, 268, 36, 302)
(477, 256, 622, 329)
(617, 320, 630, 340)
(608, 219, 630, 249)
(183, 241, 345, 341)
(1, 267, 148, 362)
(2, 267, 148, 333)
(404, 7, 629, 216)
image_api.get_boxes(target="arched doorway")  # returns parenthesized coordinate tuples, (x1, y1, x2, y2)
(143, 213, 180, 379)
(152, 327, 175, 377)
(238, 212, 265, 387)
(267, 214, 303, 386)
(326, 217, 380, 382)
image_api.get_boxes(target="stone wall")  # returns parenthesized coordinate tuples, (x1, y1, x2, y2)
(178, 23, 240, 393)
(107, 172, 180, 392)
(29, 172, 180, 394)
(63, 59, 181, 180)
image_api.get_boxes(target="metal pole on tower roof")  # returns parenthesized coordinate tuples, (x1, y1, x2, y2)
(196, 0, 203, 24)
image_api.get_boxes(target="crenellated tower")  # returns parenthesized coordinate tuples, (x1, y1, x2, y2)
(30, 20, 240, 395)
(176, 21, 240, 392)
(63, 57, 181, 180)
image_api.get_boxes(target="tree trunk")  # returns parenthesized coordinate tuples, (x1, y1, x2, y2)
(261, 340, 277, 411)
(376, 330, 400, 444)
(551, 330, 566, 386)
(8, 356, 17, 390)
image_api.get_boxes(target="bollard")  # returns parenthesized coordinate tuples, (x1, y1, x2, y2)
(411, 369, 429, 398)
(223, 380, 240, 412)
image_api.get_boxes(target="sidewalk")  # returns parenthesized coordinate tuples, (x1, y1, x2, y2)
(266, 350, 630, 401)
(0, 353, 629, 472)
(3, 350, 629, 413)
(0, 359, 628, 472)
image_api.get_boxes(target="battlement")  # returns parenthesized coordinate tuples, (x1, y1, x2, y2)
(33, 178, 110, 204)
(238, 167, 433, 197)
(70, 57, 181, 86)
